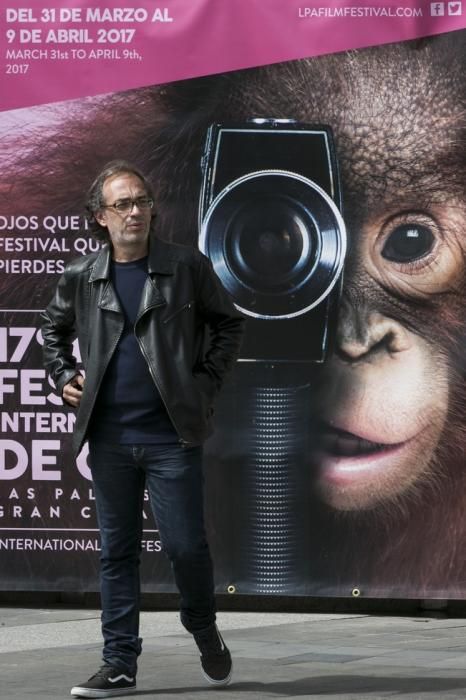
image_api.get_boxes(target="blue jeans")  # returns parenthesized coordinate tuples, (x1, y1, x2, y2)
(88, 441, 216, 675)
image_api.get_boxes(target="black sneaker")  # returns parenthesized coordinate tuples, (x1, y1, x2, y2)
(194, 624, 232, 686)
(70, 664, 136, 698)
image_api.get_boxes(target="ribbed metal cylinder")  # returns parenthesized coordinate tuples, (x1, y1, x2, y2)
(243, 380, 307, 594)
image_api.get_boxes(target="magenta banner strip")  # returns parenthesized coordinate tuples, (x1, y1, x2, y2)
(1, 0, 466, 110)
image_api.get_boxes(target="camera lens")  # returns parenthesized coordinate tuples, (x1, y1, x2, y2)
(200, 171, 346, 319)
(227, 195, 315, 293)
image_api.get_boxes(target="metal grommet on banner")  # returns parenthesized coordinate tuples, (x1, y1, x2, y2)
(227, 585, 236, 594)
(351, 587, 361, 597)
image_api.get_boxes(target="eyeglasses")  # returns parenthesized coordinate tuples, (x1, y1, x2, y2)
(101, 197, 154, 214)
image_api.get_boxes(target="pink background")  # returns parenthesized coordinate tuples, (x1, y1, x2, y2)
(2, 0, 466, 111)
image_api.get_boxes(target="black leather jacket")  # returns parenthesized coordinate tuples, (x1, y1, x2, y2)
(41, 236, 245, 457)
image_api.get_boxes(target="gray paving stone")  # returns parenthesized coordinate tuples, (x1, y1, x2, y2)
(2, 608, 466, 699)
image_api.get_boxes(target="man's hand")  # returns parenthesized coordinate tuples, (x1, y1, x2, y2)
(63, 374, 84, 407)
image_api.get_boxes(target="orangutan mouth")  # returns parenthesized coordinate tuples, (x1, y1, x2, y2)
(319, 425, 396, 457)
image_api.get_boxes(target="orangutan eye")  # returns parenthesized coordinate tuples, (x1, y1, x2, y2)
(381, 224, 435, 263)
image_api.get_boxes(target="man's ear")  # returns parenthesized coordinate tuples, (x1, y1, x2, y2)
(94, 209, 107, 227)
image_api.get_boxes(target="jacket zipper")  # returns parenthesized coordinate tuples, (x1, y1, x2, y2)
(162, 300, 194, 324)
(135, 334, 188, 444)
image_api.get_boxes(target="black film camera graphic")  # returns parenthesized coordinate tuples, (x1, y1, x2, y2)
(199, 119, 347, 593)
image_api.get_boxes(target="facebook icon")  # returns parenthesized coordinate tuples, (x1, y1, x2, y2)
(430, 2, 445, 13)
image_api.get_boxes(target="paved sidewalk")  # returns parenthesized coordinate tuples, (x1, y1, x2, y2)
(1, 606, 466, 699)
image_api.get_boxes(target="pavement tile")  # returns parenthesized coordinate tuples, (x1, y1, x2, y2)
(348, 649, 465, 668)
(2, 609, 466, 699)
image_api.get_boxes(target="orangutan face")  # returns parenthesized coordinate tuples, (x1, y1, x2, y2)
(298, 45, 466, 510)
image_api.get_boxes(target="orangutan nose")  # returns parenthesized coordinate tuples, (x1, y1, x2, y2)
(336, 303, 411, 361)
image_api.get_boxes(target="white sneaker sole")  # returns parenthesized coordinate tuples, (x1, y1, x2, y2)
(70, 685, 136, 698)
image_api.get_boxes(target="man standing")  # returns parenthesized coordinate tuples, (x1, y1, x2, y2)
(41, 161, 244, 698)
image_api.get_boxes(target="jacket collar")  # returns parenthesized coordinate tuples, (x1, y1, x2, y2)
(89, 235, 175, 282)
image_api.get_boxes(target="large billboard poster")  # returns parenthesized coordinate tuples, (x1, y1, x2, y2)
(1, 1, 466, 599)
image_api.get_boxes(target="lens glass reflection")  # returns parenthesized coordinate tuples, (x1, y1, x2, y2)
(226, 196, 314, 293)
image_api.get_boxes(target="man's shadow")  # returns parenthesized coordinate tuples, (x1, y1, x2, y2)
(134, 673, 466, 697)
